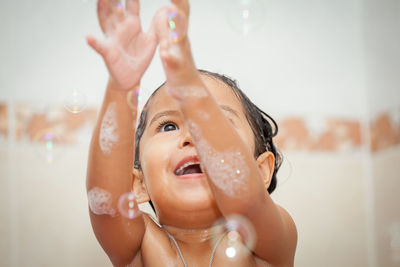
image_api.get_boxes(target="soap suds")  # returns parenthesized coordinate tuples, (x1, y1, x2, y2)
(87, 187, 116, 216)
(99, 102, 119, 155)
(187, 120, 249, 197)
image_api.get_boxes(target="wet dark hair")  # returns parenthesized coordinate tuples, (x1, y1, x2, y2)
(134, 70, 282, 211)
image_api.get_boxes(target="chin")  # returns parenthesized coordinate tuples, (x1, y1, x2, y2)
(177, 188, 215, 209)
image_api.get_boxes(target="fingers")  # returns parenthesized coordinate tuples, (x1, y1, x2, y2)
(109, 0, 125, 23)
(152, 6, 188, 44)
(86, 35, 108, 56)
(171, 0, 190, 18)
(98, 0, 112, 33)
(98, 0, 126, 34)
(126, 0, 140, 16)
(148, 6, 168, 42)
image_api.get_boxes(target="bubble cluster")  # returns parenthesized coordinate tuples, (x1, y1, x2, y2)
(118, 192, 141, 219)
(187, 120, 249, 197)
(88, 187, 116, 216)
(64, 89, 87, 114)
(168, 11, 186, 42)
(227, 0, 265, 36)
(99, 102, 119, 155)
(211, 214, 256, 261)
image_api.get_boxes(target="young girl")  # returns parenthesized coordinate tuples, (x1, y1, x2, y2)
(86, 0, 297, 266)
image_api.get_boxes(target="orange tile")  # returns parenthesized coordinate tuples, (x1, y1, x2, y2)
(15, 104, 98, 144)
(0, 103, 8, 139)
(275, 117, 311, 150)
(276, 117, 362, 152)
(370, 113, 397, 152)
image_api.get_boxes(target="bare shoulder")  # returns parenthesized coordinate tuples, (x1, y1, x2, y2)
(277, 204, 298, 254)
(141, 213, 168, 243)
(139, 214, 178, 266)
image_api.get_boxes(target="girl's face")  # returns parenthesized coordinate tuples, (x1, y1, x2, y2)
(138, 75, 255, 227)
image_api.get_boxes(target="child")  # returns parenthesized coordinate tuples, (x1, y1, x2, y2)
(86, 0, 297, 266)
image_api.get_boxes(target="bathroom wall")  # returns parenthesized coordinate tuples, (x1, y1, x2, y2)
(0, 0, 399, 266)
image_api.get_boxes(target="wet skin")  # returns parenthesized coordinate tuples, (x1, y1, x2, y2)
(86, 0, 297, 266)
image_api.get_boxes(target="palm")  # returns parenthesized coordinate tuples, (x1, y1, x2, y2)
(87, 0, 157, 90)
(104, 16, 156, 89)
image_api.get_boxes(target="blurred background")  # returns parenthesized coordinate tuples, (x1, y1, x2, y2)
(0, 0, 399, 266)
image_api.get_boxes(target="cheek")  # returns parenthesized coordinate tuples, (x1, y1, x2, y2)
(236, 123, 255, 152)
(140, 136, 176, 189)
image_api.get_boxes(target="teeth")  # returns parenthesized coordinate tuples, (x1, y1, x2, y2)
(175, 161, 200, 176)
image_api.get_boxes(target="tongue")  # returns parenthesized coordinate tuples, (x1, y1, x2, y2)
(183, 165, 202, 175)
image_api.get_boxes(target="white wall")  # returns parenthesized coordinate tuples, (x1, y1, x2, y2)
(364, 0, 400, 115)
(1, 0, 399, 266)
(0, 0, 370, 118)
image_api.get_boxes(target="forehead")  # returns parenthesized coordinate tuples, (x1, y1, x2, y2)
(146, 75, 244, 119)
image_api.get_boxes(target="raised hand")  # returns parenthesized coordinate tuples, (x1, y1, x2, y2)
(86, 0, 158, 90)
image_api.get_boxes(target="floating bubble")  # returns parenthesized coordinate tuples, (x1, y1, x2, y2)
(167, 11, 187, 42)
(118, 192, 141, 219)
(64, 89, 87, 114)
(33, 130, 61, 163)
(211, 214, 256, 261)
(110, 0, 124, 9)
(227, 0, 266, 36)
(126, 86, 141, 110)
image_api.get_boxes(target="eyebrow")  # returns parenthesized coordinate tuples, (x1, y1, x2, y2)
(148, 105, 240, 127)
(149, 110, 180, 127)
(220, 105, 240, 119)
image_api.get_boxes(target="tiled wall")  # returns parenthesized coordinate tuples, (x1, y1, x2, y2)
(1, 102, 399, 267)
(1, 102, 399, 153)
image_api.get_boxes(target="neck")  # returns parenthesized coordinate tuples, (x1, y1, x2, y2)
(161, 223, 222, 244)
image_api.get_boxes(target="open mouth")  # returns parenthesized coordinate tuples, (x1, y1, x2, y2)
(175, 161, 203, 176)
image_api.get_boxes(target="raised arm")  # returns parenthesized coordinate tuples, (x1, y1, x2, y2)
(158, 0, 297, 265)
(85, 0, 158, 265)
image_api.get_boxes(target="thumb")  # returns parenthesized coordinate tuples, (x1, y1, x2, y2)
(86, 35, 107, 56)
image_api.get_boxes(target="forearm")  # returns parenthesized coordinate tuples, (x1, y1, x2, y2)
(179, 89, 270, 214)
(179, 88, 290, 262)
(87, 79, 138, 197)
(86, 79, 144, 264)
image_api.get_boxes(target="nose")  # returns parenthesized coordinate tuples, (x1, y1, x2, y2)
(179, 128, 193, 148)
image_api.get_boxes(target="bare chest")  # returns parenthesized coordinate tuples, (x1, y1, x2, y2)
(135, 235, 273, 267)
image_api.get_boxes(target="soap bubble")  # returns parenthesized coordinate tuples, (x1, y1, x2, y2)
(64, 89, 87, 114)
(33, 131, 61, 163)
(227, 0, 266, 36)
(126, 86, 142, 110)
(110, 0, 124, 9)
(118, 192, 141, 219)
(168, 11, 187, 42)
(211, 214, 256, 261)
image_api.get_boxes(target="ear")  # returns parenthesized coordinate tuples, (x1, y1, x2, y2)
(256, 151, 275, 190)
(132, 168, 150, 203)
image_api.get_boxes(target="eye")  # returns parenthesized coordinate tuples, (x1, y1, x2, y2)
(157, 121, 179, 132)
